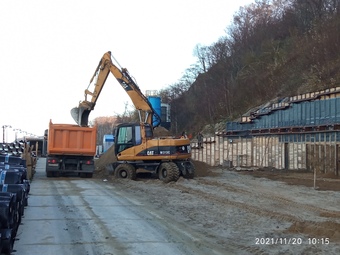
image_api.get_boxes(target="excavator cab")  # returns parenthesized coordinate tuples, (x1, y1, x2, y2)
(114, 123, 153, 155)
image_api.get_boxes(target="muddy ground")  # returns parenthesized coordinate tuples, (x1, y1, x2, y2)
(93, 159, 340, 254)
(239, 167, 340, 191)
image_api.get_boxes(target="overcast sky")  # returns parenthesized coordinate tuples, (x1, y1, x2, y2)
(0, 0, 253, 141)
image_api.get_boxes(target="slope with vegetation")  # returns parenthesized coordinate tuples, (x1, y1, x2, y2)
(92, 0, 340, 139)
(159, 0, 340, 135)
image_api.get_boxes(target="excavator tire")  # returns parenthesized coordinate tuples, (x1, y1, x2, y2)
(158, 162, 180, 183)
(114, 164, 136, 180)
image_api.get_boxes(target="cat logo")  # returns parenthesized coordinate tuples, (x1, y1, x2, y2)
(147, 150, 154, 155)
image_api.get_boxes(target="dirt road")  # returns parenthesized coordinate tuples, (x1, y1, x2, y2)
(95, 161, 340, 255)
(14, 159, 340, 255)
(14, 159, 227, 255)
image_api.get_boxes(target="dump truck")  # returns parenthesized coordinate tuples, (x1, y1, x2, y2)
(45, 120, 97, 178)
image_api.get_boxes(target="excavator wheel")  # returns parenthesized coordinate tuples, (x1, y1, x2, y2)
(158, 162, 180, 183)
(114, 163, 136, 180)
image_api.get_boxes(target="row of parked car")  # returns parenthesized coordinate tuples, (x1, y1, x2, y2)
(0, 142, 32, 254)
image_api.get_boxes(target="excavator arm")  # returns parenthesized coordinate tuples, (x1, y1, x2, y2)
(71, 51, 160, 127)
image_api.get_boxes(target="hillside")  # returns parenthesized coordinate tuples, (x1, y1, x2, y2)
(159, 0, 340, 136)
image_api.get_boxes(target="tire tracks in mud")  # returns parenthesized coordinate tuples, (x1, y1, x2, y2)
(114, 177, 340, 255)
(175, 179, 303, 224)
(112, 180, 268, 255)
(197, 178, 340, 219)
(173, 180, 308, 255)
(118, 180, 296, 255)
(176, 178, 340, 242)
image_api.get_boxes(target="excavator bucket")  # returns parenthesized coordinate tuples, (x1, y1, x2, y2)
(71, 102, 93, 127)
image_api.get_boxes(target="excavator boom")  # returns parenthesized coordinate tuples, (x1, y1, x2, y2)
(71, 51, 160, 127)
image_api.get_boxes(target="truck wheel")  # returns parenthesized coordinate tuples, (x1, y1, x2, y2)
(114, 164, 136, 180)
(46, 171, 53, 177)
(158, 162, 180, 183)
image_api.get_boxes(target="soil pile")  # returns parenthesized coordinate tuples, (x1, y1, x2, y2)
(153, 126, 172, 137)
(192, 160, 220, 177)
(94, 144, 116, 174)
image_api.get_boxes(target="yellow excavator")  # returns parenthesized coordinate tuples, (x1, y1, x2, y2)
(71, 51, 195, 182)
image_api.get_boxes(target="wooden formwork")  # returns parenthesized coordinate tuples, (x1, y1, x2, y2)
(306, 143, 338, 175)
(191, 133, 339, 175)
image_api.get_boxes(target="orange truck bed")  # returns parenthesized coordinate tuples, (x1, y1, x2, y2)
(47, 120, 97, 156)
